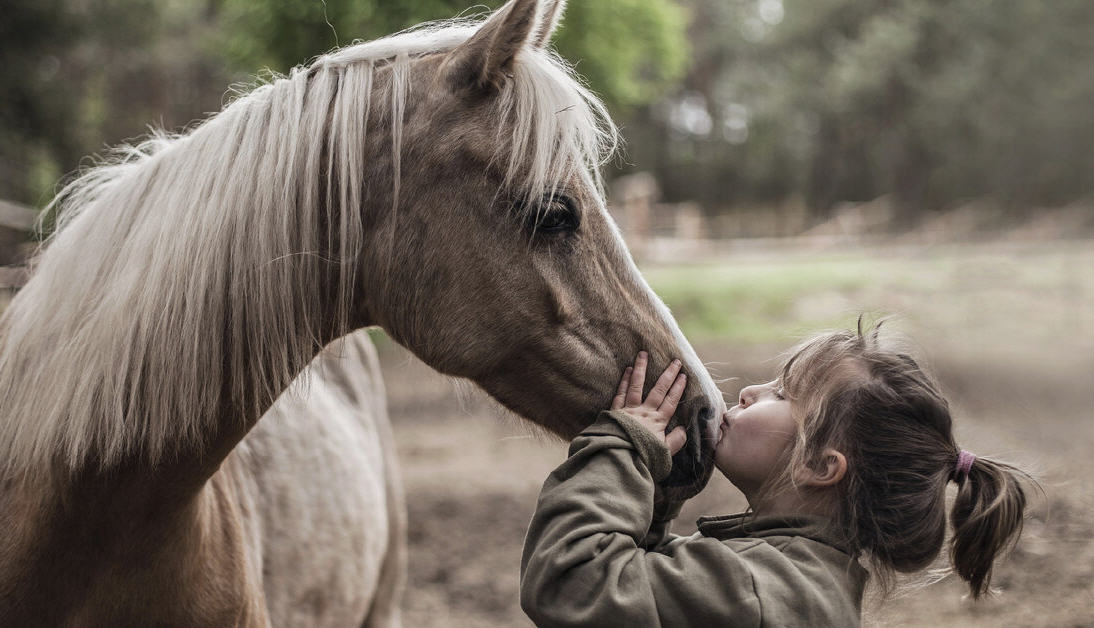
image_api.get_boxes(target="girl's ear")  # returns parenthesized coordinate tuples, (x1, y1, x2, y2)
(798, 448, 847, 487)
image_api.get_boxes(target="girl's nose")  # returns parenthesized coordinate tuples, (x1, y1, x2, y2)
(739, 384, 760, 407)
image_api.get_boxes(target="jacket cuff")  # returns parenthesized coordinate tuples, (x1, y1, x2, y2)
(580, 409, 674, 482)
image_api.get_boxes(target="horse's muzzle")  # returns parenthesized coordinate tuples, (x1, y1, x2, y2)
(658, 404, 716, 500)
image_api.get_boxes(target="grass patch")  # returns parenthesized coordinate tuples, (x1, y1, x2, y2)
(643, 241, 1094, 347)
(643, 254, 927, 343)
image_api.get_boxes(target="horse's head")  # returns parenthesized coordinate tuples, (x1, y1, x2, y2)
(351, 0, 725, 497)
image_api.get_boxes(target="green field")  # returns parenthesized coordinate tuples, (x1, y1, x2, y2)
(642, 240, 1093, 351)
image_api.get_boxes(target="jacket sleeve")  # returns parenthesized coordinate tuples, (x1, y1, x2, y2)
(519, 410, 763, 628)
(642, 490, 688, 550)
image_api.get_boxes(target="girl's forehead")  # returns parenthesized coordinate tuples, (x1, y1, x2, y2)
(782, 347, 869, 398)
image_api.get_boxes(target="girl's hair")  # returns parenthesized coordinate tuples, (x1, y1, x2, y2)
(766, 320, 1033, 599)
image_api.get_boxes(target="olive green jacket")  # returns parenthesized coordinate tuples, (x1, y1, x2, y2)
(520, 410, 867, 628)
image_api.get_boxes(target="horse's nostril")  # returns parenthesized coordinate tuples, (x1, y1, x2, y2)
(662, 404, 719, 494)
(694, 405, 719, 444)
(697, 406, 714, 424)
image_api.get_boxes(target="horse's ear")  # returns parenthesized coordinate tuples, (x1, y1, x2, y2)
(530, 0, 566, 49)
(445, 0, 541, 92)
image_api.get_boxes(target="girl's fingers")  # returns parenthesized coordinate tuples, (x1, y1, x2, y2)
(665, 426, 688, 456)
(645, 359, 682, 409)
(625, 351, 648, 407)
(611, 367, 632, 410)
(658, 372, 687, 417)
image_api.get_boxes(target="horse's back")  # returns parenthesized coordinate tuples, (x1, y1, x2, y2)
(226, 330, 405, 627)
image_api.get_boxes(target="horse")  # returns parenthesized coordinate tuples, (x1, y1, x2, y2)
(0, 0, 725, 625)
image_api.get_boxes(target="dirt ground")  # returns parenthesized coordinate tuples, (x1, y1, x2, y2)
(380, 241, 1094, 628)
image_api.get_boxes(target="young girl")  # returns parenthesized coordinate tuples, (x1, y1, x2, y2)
(520, 325, 1032, 627)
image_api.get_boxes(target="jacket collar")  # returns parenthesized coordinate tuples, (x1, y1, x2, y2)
(696, 512, 853, 555)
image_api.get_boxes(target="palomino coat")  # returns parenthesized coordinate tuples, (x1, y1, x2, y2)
(520, 410, 868, 628)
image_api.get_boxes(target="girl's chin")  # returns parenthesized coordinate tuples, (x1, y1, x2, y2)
(713, 459, 736, 483)
(712, 437, 731, 472)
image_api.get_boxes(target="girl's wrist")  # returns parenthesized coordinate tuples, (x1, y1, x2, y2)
(590, 409, 674, 482)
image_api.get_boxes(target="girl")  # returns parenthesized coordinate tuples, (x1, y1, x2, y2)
(521, 324, 1032, 627)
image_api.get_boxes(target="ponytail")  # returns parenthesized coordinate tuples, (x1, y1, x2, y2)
(770, 324, 1038, 601)
(949, 455, 1032, 599)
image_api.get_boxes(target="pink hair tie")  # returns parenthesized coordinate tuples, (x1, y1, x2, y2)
(954, 450, 976, 480)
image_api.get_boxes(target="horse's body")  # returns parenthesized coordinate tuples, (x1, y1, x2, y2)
(0, 1, 724, 624)
(232, 333, 403, 626)
(0, 332, 401, 626)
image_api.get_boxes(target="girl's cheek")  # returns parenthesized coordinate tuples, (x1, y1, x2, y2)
(733, 417, 761, 438)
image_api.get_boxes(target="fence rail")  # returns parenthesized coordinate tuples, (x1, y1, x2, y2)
(0, 200, 37, 232)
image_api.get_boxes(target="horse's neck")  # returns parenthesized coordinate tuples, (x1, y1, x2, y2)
(0, 459, 269, 625)
(0, 76, 404, 499)
(0, 245, 381, 625)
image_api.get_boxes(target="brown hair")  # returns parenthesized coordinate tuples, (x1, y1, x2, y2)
(766, 321, 1033, 598)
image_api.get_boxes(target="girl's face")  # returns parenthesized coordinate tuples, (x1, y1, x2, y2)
(715, 380, 796, 497)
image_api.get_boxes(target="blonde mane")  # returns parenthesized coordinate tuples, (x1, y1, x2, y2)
(0, 16, 616, 475)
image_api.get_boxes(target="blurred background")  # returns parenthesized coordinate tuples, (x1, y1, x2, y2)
(2, 1, 1091, 626)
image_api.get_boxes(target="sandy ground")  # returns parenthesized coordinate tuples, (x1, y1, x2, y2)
(380, 243, 1094, 628)
(383, 343, 1094, 628)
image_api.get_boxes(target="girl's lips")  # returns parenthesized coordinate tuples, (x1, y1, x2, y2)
(717, 406, 740, 443)
(717, 413, 731, 443)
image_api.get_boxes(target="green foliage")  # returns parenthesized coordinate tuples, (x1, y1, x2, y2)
(0, 0, 77, 205)
(656, 0, 1094, 217)
(215, 0, 689, 112)
(552, 0, 688, 110)
(215, 0, 462, 72)
(5, 0, 1093, 221)
(0, 0, 689, 207)
(0, 0, 231, 207)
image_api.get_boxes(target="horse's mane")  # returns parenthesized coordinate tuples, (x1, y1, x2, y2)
(0, 16, 616, 475)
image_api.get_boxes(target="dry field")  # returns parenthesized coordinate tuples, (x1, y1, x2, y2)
(383, 239, 1094, 628)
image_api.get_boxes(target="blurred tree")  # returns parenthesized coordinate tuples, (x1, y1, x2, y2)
(0, 0, 227, 207)
(643, 0, 1094, 223)
(4, 0, 1093, 224)
(0, 0, 79, 206)
(215, 0, 688, 113)
(0, 0, 687, 207)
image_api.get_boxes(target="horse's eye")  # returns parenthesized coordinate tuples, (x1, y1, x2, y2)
(528, 194, 579, 234)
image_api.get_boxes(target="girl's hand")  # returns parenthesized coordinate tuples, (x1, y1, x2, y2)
(611, 351, 688, 456)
